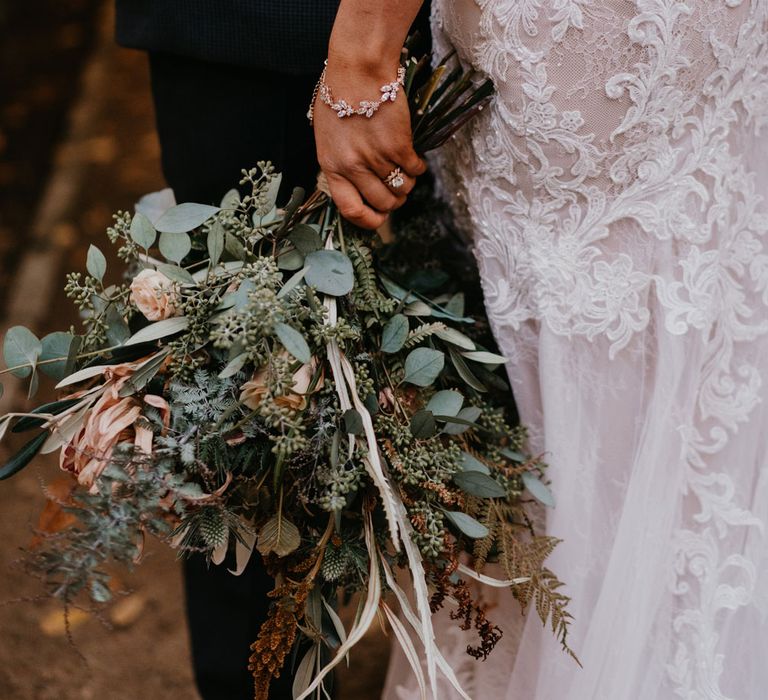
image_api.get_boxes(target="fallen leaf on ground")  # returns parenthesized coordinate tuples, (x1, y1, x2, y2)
(109, 593, 147, 628)
(39, 607, 89, 637)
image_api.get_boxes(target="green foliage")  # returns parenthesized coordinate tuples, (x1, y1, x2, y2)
(0, 61, 575, 693)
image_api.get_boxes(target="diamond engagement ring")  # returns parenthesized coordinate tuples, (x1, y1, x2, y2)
(384, 168, 405, 189)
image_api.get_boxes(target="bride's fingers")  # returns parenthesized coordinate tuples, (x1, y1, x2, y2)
(348, 168, 406, 214)
(375, 163, 416, 196)
(393, 145, 428, 179)
(326, 172, 389, 230)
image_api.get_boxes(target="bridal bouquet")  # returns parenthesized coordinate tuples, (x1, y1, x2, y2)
(0, 50, 572, 699)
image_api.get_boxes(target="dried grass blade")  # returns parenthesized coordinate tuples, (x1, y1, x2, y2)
(382, 603, 428, 700)
(296, 514, 382, 700)
(456, 562, 529, 588)
(339, 353, 402, 548)
(379, 546, 472, 700)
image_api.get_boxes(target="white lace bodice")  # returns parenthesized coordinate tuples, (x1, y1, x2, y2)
(435, 0, 767, 356)
(384, 2, 768, 699)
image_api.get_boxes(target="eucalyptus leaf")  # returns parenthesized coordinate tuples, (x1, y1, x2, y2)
(462, 350, 508, 364)
(276, 268, 307, 300)
(501, 447, 526, 463)
(275, 187, 306, 235)
(39, 332, 75, 380)
(379, 276, 417, 304)
(442, 406, 483, 435)
(425, 300, 474, 324)
(409, 409, 437, 438)
(207, 219, 225, 266)
(322, 597, 348, 649)
(453, 471, 507, 498)
(404, 300, 432, 316)
(444, 510, 489, 539)
(288, 224, 322, 255)
(343, 408, 364, 436)
(155, 203, 220, 233)
(257, 173, 282, 215)
(274, 322, 311, 364)
(256, 205, 278, 226)
(86, 244, 107, 283)
(402, 348, 444, 387)
(293, 645, 319, 700)
(64, 335, 81, 378)
(256, 514, 301, 557)
(218, 352, 248, 379)
(224, 233, 246, 260)
(130, 212, 156, 249)
(304, 250, 354, 296)
(124, 316, 189, 346)
(449, 348, 487, 393)
(305, 588, 323, 631)
(434, 326, 475, 351)
(103, 305, 130, 347)
(522, 472, 556, 508)
(55, 364, 108, 388)
(118, 351, 170, 396)
(381, 314, 409, 353)
(154, 262, 196, 285)
(3, 326, 41, 378)
(475, 364, 511, 392)
(219, 188, 240, 209)
(364, 392, 379, 416)
(0, 431, 47, 480)
(445, 292, 465, 317)
(277, 248, 304, 271)
(459, 451, 491, 475)
(218, 279, 255, 311)
(426, 389, 463, 417)
(159, 231, 192, 264)
(330, 430, 340, 469)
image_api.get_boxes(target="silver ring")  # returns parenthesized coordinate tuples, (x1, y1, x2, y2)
(384, 167, 405, 190)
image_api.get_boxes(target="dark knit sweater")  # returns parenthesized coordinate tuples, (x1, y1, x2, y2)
(115, 0, 340, 75)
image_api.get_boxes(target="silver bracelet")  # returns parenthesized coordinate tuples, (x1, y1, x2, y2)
(307, 62, 407, 124)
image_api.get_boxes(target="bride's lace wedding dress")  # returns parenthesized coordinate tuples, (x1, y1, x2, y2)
(383, 1, 768, 698)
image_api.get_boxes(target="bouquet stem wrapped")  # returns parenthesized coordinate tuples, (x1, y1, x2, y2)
(0, 48, 574, 699)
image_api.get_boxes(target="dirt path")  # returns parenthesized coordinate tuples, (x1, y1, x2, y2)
(0, 5, 388, 699)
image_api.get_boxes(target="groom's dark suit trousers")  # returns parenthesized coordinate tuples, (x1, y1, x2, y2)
(148, 52, 319, 700)
(135, 6, 431, 698)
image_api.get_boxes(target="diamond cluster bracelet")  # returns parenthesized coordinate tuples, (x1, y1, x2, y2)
(307, 62, 407, 124)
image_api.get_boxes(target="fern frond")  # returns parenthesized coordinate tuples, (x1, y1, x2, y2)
(472, 500, 498, 568)
(348, 239, 396, 314)
(404, 322, 446, 348)
(498, 529, 577, 660)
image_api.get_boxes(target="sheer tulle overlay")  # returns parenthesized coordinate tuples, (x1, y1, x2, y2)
(383, 2, 768, 698)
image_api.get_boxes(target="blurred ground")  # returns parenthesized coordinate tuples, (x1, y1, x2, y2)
(0, 3, 388, 699)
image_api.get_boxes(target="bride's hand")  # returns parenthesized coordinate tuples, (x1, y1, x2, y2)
(313, 58, 427, 230)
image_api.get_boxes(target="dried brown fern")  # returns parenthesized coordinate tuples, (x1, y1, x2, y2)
(499, 527, 578, 661)
(469, 501, 578, 662)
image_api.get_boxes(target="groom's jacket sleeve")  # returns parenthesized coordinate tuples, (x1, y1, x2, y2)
(115, 0, 340, 75)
